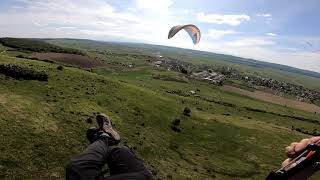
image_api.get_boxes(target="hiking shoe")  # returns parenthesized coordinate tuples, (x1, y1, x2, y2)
(96, 113, 121, 144)
(86, 127, 113, 144)
(87, 127, 101, 143)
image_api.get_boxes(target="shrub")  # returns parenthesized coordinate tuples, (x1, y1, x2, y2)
(16, 55, 25, 58)
(57, 65, 64, 71)
(181, 68, 188, 74)
(171, 126, 181, 132)
(183, 107, 191, 116)
(170, 119, 181, 132)
(172, 119, 181, 126)
(0, 64, 48, 81)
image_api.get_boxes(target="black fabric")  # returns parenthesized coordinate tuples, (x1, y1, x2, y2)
(66, 139, 152, 180)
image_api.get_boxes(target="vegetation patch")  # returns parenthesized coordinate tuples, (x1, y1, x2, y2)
(0, 64, 48, 81)
(292, 126, 320, 136)
(244, 107, 320, 125)
(0, 37, 85, 55)
(183, 107, 191, 116)
(170, 119, 181, 132)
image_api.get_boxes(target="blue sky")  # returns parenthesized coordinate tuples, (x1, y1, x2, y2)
(0, 0, 319, 72)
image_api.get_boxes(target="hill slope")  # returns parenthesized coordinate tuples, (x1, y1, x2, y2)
(1, 39, 320, 179)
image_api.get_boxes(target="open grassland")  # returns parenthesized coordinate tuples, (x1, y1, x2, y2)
(1, 52, 320, 180)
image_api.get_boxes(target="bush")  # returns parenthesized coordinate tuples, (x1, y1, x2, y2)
(183, 107, 191, 116)
(171, 125, 181, 132)
(16, 55, 25, 58)
(172, 119, 180, 126)
(0, 64, 48, 81)
(57, 65, 64, 71)
(294, 127, 320, 136)
(170, 119, 181, 132)
(181, 68, 188, 74)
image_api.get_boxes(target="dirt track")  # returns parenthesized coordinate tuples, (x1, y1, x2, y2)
(32, 53, 102, 68)
(222, 85, 320, 114)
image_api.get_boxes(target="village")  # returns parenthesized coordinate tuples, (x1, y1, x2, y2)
(148, 56, 320, 103)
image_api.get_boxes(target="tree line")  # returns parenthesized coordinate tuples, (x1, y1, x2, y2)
(0, 38, 85, 55)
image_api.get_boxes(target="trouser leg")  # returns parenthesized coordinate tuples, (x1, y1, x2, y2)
(105, 146, 153, 180)
(66, 140, 152, 180)
(66, 139, 109, 180)
(107, 146, 147, 175)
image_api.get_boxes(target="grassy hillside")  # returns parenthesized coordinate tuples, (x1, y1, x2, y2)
(0, 38, 85, 55)
(1, 39, 320, 179)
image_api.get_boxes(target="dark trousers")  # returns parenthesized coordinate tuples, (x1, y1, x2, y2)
(66, 140, 153, 180)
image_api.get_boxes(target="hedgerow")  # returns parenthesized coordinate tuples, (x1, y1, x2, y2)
(0, 64, 48, 81)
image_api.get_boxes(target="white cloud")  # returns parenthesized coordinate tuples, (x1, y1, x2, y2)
(266, 33, 277, 36)
(257, 13, 272, 17)
(204, 29, 238, 39)
(137, 0, 173, 12)
(196, 42, 320, 73)
(0, 0, 178, 43)
(197, 13, 250, 26)
(237, 48, 320, 73)
(226, 37, 276, 47)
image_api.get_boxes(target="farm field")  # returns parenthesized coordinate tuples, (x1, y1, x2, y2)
(222, 85, 320, 114)
(32, 52, 102, 68)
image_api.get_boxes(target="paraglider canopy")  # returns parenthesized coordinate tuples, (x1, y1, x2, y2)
(168, 24, 201, 45)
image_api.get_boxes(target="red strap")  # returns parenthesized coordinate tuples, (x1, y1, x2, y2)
(306, 151, 315, 159)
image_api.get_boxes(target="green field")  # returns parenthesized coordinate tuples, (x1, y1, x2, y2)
(1, 39, 320, 179)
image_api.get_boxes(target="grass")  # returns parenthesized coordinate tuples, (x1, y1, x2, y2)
(1, 39, 320, 180)
(0, 44, 7, 52)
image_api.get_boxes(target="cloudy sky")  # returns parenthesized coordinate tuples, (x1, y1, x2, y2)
(0, 0, 320, 72)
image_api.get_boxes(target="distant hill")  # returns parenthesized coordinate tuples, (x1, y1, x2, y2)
(42, 39, 320, 91)
(49, 38, 320, 79)
(0, 37, 86, 55)
(121, 42, 320, 79)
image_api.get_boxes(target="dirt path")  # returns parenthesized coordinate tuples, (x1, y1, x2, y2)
(222, 85, 320, 114)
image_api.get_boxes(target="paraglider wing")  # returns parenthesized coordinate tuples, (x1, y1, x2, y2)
(168, 24, 201, 44)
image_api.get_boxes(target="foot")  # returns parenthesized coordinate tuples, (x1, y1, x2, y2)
(86, 127, 113, 144)
(96, 113, 121, 144)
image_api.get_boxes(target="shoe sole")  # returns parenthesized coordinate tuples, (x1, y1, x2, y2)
(103, 126, 121, 141)
(97, 118, 121, 141)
